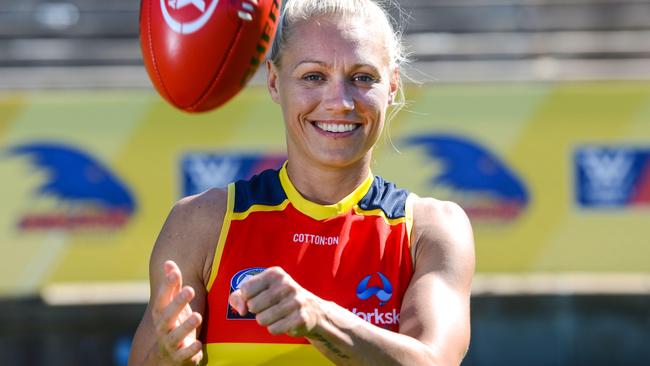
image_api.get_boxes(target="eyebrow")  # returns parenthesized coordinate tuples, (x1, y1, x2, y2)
(292, 60, 381, 74)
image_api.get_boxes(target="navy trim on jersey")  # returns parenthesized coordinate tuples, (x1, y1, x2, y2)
(233, 169, 287, 213)
(358, 176, 409, 219)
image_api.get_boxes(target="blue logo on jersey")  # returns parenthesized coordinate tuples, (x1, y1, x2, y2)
(405, 134, 529, 222)
(356, 272, 393, 306)
(181, 154, 285, 196)
(227, 267, 266, 320)
(230, 267, 266, 291)
(8, 142, 136, 230)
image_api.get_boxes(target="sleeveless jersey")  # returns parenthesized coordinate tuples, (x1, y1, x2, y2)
(200, 163, 414, 365)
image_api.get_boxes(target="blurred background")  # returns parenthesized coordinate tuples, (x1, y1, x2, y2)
(1, 0, 649, 365)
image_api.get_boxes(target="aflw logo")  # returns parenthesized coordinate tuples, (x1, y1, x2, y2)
(576, 147, 637, 206)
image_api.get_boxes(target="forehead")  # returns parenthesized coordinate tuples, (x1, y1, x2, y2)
(282, 15, 391, 69)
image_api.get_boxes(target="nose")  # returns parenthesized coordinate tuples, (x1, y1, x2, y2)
(323, 78, 354, 113)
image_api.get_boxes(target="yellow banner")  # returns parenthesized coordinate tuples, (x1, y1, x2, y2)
(0, 82, 649, 296)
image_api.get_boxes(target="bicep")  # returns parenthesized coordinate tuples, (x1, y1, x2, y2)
(399, 199, 475, 365)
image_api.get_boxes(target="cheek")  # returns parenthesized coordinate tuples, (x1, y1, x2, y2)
(356, 87, 389, 116)
(281, 86, 319, 122)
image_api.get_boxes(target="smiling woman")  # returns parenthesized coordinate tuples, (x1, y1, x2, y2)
(129, 1, 475, 365)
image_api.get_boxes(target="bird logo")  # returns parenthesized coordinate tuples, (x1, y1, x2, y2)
(405, 134, 529, 221)
(8, 142, 136, 230)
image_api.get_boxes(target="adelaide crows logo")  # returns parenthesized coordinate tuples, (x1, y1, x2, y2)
(356, 272, 393, 306)
(405, 134, 529, 222)
(8, 142, 136, 230)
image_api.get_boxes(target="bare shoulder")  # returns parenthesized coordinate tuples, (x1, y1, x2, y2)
(410, 196, 475, 287)
(151, 187, 229, 288)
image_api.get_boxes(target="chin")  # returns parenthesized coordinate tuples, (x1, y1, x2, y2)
(309, 149, 368, 169)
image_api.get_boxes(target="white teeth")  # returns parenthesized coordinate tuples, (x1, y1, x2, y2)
(315, 122, 357, 133)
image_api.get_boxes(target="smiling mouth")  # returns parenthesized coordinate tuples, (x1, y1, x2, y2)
(312, 121, 361, 134)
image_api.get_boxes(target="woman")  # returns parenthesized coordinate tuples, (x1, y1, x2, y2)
(129, 0, 475, 365)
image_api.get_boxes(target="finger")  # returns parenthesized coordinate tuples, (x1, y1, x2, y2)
(166, 312, 202, 349)
(255, 295, 296, 327)
(228, 289, 248, 316)
(266, 310, 308, 336)
(153, 270, 179, 319)
(153, 261, 183, 316)
(172, 340, 203, 364)
(164, 260, 183, 293)
(158, 286, 195, 333)
(239, 269, 274, 299)
(247, 282, 295, 315)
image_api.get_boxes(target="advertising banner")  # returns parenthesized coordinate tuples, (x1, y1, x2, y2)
(1, 82, 649, 296)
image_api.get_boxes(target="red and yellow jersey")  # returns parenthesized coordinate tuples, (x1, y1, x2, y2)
(200, 162, 414, 365)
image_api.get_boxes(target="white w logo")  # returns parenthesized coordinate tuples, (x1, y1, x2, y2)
(581, 148, 633, 189)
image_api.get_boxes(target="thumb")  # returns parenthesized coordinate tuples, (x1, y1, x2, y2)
(164, 260, 183, 295)
(228, 289, 248, 316)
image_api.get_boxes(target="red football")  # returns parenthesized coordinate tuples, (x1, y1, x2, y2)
(140, 0, 282, 112)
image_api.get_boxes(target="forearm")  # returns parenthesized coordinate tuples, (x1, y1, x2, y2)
(307, 300, 442, 366)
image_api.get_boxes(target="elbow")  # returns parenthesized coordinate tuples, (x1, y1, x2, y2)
(418, 343, 464, 366)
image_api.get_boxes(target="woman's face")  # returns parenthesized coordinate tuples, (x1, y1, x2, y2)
(267, 15, 398, 169)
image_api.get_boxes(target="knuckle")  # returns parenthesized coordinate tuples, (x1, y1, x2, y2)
(297, 309, 308, 324)
(247, 300, 258, 314)
(255, 313, 268, 326)
(292, 294, 305, 308)
(267, 323, 283, 335)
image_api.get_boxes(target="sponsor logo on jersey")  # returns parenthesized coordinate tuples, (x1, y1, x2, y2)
(405, 133, 529, 222)
(350, 308, 400, 326)
(181, 153, 285, 196)
(226, 267, 265, 320)
(352, 273, 399, 327)
(161, 0, 219, 35)
(575, 146, 650, 207)
(356, 272, 393, 305)
(7, 142, 136, 231)
(292, 233, 339, 246)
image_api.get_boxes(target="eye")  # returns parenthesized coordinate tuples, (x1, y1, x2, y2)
(302, 73, 325, 82)
(352, 74, 377, 84)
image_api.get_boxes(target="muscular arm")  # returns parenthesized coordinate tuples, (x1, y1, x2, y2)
(231, 197, 475, 366)
(128, 189, 227, 366)
(312, 198, 474, 365)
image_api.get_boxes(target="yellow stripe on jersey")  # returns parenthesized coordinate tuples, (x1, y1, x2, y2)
(351, 206, 407, 226)
(203, 343, 333, 365)
(279, 162, 374, 221)
(230, 200, 290, 221)
(405, 193, 415, 247)
(206, 183, 235, 292)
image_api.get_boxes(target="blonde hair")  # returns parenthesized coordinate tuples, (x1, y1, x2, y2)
(269, 0, 409, 118)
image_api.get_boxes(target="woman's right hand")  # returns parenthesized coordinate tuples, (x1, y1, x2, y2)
(151, 260, 204, 365)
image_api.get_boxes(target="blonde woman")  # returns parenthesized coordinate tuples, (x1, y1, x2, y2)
(129, 1, 474, 365)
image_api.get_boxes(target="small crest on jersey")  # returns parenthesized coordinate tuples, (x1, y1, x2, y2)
(227, 267, 265, 320)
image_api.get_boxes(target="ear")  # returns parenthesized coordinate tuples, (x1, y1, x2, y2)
(267, 60, 281, 104)
(388, 67, 399, 104)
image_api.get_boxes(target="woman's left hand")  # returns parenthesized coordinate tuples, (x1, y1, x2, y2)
(228, 266, 325, 337)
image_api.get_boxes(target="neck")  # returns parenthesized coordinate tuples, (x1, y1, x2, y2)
(285, 155, 372, 205)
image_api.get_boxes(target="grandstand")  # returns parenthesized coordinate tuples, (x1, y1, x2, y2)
(2, 0, 650, 87)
